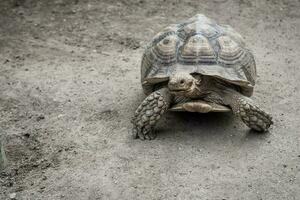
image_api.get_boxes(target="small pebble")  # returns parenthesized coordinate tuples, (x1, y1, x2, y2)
(9, 193, 16, 199)
(36, 114, 45, 121)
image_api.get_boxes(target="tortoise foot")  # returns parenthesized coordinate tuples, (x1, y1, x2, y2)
(131, 89, 171, 140)
(238, 99, 273, 132)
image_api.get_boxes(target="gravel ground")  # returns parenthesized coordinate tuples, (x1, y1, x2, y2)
(0, 0, 299, 199)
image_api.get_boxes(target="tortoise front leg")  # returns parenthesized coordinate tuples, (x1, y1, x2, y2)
(131, 88, 172, 140)
(223, 92, 273, 132)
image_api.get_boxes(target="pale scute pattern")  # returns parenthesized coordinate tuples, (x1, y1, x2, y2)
(151, 35, 179, 65)
(217, 36, 245, 65)
(179, 34, 216, 63)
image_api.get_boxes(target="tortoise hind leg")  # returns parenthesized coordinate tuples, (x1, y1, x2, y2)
(223, 93, 273, 132)
(131, 88, 172, 140)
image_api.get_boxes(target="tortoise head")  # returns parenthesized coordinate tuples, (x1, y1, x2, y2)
(168, 73, 202, 97)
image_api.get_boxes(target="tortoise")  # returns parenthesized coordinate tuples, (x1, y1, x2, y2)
(132, 14, 273, 140)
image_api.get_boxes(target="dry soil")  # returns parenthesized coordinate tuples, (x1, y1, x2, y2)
(0, 0, 300, 199)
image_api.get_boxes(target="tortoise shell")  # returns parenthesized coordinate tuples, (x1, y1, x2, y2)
(141, 14, 256, 97)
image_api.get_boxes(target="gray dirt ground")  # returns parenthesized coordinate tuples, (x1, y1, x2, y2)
(0, 0, 299, 199)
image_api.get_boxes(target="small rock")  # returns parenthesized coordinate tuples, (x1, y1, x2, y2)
(122, 58, 129, 62)
(57, 114, 64, 119)
(22, 133, 30, 138)
(9, 193, 16, 199)
(36, 114, 45, 121)
(100, 51, 111, 56)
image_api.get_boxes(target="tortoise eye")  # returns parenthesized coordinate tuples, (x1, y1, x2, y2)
(180, 79, 185, 84)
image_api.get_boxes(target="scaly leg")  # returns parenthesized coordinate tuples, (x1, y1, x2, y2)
(131, 88, 173, 140)
(223, 92, 273, 132)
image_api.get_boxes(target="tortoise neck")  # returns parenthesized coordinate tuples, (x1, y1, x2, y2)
(193, 77, 241, 105)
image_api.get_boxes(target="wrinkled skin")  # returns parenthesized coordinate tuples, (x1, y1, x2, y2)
(132, 73, 273, 140)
